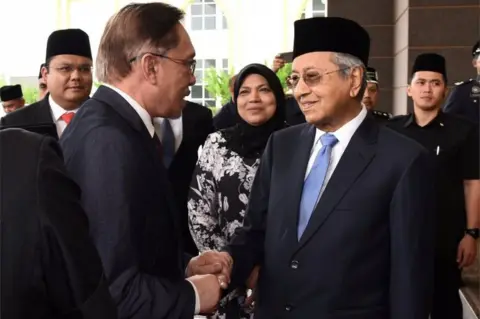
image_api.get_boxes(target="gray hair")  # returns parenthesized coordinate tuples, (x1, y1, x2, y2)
(330, 52, 367, 101)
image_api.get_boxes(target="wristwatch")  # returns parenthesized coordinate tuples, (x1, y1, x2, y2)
(465, 228, 479, 239)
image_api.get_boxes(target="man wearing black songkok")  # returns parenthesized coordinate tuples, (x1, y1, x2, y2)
(1, 29, 92, 138)
(195, 17, 436, 319)
(388, 53, 479, 319)
(1, 84, 25, 114)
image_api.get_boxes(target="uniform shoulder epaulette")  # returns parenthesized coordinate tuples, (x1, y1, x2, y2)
(454, 79, 473, 86)
(372, 110, 392, 119)
(388, 114, 407, 122)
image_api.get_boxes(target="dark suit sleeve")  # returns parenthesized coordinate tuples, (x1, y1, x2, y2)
(64, 128, 195, 319)
(213, 102, 236, 130)
(37, 137, 117, 319)
(389, 150, 435, 319)
(224, 134, 274, 287)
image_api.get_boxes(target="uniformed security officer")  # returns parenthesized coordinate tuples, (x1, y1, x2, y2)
(362, 66, 392, 123)
(387, 53, 480, 319)
(442, 40, 480, 123)
(0, 84, 25, 114)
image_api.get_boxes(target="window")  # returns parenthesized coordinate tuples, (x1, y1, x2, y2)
(189, 0, 227, 31)
(189, 58, 229, 107)
(301, 0, 327, 19)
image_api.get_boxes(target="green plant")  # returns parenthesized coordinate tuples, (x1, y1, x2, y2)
(204, 67, 234, 106)
(276, 63, 292, 91)
(22, 87, 39, 104)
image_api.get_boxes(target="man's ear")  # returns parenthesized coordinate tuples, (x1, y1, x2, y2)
(141, 54, 161, 84)
(407, 85, 412, 97)
(350, 67, 363, 98)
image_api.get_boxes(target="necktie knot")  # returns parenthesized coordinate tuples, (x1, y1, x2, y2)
(61, 112, 75, 125)
(320, 133, 338, 147)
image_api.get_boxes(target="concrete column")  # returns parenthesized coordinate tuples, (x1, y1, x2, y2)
(329, 0, 395, 114)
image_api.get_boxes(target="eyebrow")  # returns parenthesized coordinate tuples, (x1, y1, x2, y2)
(240, 83, 269, 90)
(291, 66, 318, 73)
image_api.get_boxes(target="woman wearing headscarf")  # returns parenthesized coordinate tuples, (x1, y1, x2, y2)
(187, 63, 287, 318)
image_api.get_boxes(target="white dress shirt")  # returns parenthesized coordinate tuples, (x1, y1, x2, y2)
(49, 95, 79, 137)
(101, 84, 200, 314)
(305, 106, 368, 198)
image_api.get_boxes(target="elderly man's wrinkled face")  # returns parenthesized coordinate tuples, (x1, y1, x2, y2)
(2, 98, 25, 113)
(291, 52, 362, 130)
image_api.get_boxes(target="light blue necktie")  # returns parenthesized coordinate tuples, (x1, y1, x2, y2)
(297, 133, 338, 240)
(161, 119, 175, 168)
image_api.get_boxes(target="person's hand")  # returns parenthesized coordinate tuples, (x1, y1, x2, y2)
(244, 288, 256, 310)
(187, 250, 233, 283)
(246, 265, 260, 289)
(272, 56, 286, 73)
(188, 274, 225, 315)
(457, 235, 478, 268)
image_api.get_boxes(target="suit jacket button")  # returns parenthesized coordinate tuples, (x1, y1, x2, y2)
(290, 260, 299, 269)
(285, 305, 293, 311)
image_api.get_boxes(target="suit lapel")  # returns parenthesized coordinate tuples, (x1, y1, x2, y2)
(282, 125, 316, 253)
(295, 116, 378, 251)
(35, 97, 55, 124)
(92, 86, 181, 231)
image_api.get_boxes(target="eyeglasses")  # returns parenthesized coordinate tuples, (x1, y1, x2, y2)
(129, 52, 196, 75)
(287, 67, 352, 89)
(49, 65, 93, 75)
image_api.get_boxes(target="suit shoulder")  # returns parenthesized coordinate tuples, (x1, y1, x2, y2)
(1, 100, 44, 126)
(273, 122, 308, 139)
(454, 79, 474, 86)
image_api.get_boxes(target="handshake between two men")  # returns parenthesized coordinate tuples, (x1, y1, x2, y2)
(185, 251, 260, 315)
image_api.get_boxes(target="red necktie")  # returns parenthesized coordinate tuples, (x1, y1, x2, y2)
(61, 112, 75, 125)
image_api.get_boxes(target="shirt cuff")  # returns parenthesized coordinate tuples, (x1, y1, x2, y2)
(186, 279, 200, 315)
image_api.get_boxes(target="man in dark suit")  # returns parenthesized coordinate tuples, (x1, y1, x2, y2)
(0, 29, 92, 139)
(60, 3, 227, 318)
(196, 17, 436, 318)
(0, 84, 25, 113)
(0, 128, 117, 319)
(159, 100, 213, 256)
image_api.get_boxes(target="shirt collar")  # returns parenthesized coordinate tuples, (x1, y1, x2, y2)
(103, 83, 155, 137)
(48, 95, 80, 121)
(314, 105, 368, 145)
(404, 110, 445, 128)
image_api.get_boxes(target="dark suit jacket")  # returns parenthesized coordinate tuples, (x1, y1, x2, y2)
(213, 97, 305, 130)
(168, 101, 213, 256)
(226, 116, 436, 319)
(0, 95, 58, 139)
(60, 86, 196, 319)
(0, 128, 116, 319)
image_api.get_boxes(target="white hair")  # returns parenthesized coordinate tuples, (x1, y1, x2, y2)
(330, 52, 367, 101)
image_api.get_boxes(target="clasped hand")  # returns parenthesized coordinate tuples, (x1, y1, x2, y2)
(186, 251, 233, 315)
